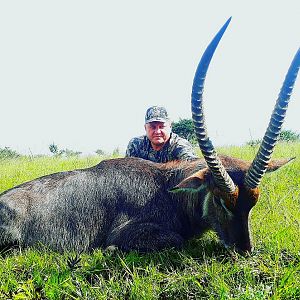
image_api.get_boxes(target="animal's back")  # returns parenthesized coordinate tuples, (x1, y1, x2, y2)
(0, 157, 172, 251)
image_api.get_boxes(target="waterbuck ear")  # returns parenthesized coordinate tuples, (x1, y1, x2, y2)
(266, 157, 295, 173)
(169, 168, 209, 193)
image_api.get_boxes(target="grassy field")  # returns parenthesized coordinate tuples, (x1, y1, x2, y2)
(0, 143, 299, 299)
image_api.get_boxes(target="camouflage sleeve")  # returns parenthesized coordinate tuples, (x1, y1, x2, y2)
(171, 137, 198, 161)
(125, 137, 145, 158)
(125, 138, 137, 157)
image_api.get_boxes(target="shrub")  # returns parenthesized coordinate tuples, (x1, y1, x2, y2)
(0, 147, 21, 159)
(95, 149, 105, 156)
(49, 143, 81, 157)
(112, 147, 121, 158)
(246, 139, 262, 147)
(279, 129, 300, 142)
(246, 129, 300, 146)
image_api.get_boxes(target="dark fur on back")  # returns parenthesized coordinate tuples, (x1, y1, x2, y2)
(0, 156, 287, 252)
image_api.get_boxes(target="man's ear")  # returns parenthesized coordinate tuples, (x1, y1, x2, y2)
(266, 157, 295, 173)
(169, 168, 209, 193)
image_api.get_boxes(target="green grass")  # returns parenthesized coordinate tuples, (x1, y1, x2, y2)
(0, 144, 299, 299)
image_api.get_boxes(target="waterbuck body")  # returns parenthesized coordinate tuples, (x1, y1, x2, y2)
(0, 18, 299, 254)
(0, 156, 290, 253)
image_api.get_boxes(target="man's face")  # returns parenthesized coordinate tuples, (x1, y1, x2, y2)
(145, 121, 171, 150)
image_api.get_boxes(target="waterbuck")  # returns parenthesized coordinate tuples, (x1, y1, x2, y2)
(0, 18, 299, 254)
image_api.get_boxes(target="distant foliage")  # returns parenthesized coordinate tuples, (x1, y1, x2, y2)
(95, 149, 105, 156)
(64, 149, 82, 157)
(246, 129, 300, 147)
(172, 118, 197, 144)
(0, 147, 21, 159)
(279, 129, 300, 142)
(49, 143, 65, 156)
(112, 147, 121, 158)
(246, 139, 262, 147)
(49, 143, 59, 155)
(49, 143, 82, 157)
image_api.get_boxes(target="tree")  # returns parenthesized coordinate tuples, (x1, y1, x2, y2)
(172, 118, 197, 144)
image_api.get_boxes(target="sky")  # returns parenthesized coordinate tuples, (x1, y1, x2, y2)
(1, 1, 300, 155)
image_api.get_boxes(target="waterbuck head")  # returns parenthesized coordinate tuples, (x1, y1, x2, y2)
(174, 17, 300, 253)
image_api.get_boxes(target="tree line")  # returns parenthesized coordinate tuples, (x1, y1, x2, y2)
(1, 120, 299, 159)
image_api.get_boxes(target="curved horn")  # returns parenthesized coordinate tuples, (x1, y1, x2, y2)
(244, 48, 300, 189)
(191, 17, 237, 194)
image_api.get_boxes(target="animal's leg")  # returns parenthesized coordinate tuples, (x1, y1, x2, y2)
(106, 222, 184, 252)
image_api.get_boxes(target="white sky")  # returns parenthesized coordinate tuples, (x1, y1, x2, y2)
(1, 1, 300, 155)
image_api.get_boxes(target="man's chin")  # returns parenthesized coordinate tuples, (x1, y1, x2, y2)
(150, 141, 166, 150)
(152, 139, 164, 145)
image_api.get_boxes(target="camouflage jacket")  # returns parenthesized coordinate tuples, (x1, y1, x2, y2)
(125, 133, 198, 163)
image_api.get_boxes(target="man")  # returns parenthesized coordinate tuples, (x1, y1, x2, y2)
(125, 106, 197, 163)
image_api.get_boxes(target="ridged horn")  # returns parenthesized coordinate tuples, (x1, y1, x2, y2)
(244, 48, 300, 189)
(191, 17, 237, 194)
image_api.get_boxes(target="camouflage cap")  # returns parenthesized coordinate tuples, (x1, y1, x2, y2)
(145, 106, 170, 124)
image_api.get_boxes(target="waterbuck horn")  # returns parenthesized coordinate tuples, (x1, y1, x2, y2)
(244, 48, 300, 189)
(191, 17, 237, 196)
